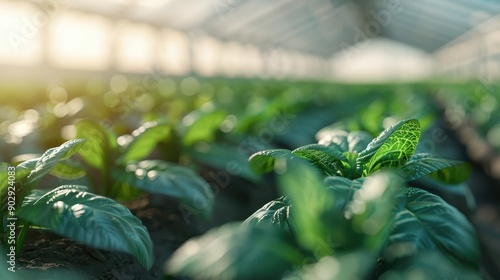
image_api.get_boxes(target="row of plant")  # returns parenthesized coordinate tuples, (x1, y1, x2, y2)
(1, 117, 481, 279)
(0, 78, 490, 278)
(1, 78, 436, 160)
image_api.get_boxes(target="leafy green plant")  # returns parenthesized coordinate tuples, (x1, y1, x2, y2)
(75, 119, 214, 219)
(249, 119, 471, 182)
(165, 119, 480, 279)
(1, 140, 153, 268)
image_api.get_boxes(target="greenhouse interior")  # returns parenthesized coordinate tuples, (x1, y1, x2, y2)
(1, 0, 500, 279)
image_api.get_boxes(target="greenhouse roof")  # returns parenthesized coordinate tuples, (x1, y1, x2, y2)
(65, 0, 500, 56)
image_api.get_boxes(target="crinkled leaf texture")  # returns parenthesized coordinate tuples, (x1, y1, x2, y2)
(292, 144, 347, 176)
(114, 160, 214, 220)
(357, 119, 418, 165)
(165, 223, 302, 280)
(249, 145, 348, 176)
(384, 187, 480, 269)
(18, 185, 153, 269)
(360, 119, 421, 175)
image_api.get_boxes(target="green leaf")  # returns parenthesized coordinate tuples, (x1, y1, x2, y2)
(18, 185, 153, 269)
(402, 153, 472, 184)
(248, 149, 293, 175)
(282, 171, 401, 256)
(384, 187, 480, 268)
(381, 251, 482, 280)
(21, 189, 50, 207)
(360, 119, 421, 175)
(323, 176, 363, 214)
(22, 139, 87, 189)
(343, 172, 402, 252)
(278, 160, 337, 256)
(243, 196, 295, 236)
(182, 110, 226, 146)
(15, 158, 37, 181)
(292, 144, 347, 176)
(321, 173, 402, 253)
(165, 223, 303, 280)
(120, 121, 171, 163)
(50, 159, 86, 179)
(76, 120, 117, 169)
(113, 160, 214, 220)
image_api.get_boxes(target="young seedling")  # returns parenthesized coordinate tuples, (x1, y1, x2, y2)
(1, 139, 153, 269)
(75, 119, 214, 220)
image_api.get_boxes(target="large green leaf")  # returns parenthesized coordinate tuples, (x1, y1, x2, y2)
(360, 119, 421, 175)
(18, 185, 153, 269)
(113, 160, 214, 219)
(292, 144, 347, 176)
(120, 121, 171, 163)
(76, 120, 116, 169)
(402, 153, 472, 184)
(165, 223, 303, 280)
(248, 149, 293, 175)
(383, 187, 480, 268)
(22, 139, 86, 189)
(243, 196, 295, 236)
(357, 119, 415, 165)
(182, 110, 226, 146)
